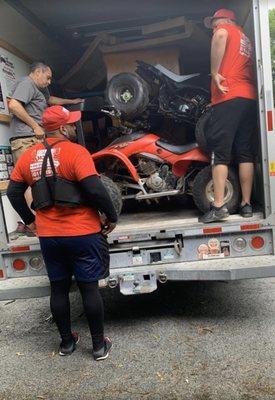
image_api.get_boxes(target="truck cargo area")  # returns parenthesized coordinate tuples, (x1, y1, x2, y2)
(1, 0, 275, 300)
(0, 0, 267, 241)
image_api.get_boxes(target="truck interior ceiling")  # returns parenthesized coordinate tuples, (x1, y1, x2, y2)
(1, 1, 254, 86)
(1, 0, 264, 214)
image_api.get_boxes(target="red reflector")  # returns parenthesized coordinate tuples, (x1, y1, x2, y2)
(251, 236, 265, 250)
(240, 224, 260, 231)
(118, 236, 129, 241)
(203, 227, 222, 235)
(267, 110, 273, 131)
(0, 269, 4, 278)
(11, 246, 30, 252)
(13, 259, 26, 271)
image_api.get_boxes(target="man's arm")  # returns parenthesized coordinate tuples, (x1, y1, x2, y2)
(79, 175, 118, 224)
(48, 96, 84, 106)
(8, 99, 44, 137)
(211, 28, 228, 94)
(73, 146, 117, 234)
(7, 180, 35, 225)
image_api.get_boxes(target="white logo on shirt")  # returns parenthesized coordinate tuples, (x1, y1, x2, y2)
(240, 33, 252, 58)
(30, 148, 60, 181)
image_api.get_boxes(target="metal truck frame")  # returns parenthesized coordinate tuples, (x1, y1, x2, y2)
(1, 0, 275, 300)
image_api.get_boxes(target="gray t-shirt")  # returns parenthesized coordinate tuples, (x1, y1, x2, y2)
(10, 76, 50, 137)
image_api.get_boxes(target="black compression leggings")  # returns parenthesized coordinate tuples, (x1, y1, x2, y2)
(50, 278, 104, 350)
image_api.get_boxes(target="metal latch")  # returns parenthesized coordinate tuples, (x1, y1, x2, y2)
(174, 236, 183, 255)
(132, 246, 143, 265)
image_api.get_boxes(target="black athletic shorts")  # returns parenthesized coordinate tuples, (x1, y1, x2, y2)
(39, 233, 110, 282)
(205, 97, 258, 165)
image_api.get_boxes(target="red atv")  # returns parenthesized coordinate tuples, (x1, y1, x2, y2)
(92, 131, 240, 215)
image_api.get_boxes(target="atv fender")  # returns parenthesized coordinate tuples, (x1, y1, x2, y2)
(92, 149, 140, 182)
(172, 148, 209, 176)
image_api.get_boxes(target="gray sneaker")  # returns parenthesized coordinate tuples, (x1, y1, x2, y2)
(93, 337, 112, 361)
(239, 203, 253, 218)
(199, 204, 229, 223)
(59, 332, 80, 356)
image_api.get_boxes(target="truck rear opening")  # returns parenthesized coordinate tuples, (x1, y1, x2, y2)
(0, 0, 275, 299)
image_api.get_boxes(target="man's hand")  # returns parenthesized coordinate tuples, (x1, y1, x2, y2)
(26, 222, 37, 235)
(33, 125, 45, 138)
(70, 98, 84, 105)
(212, 73, 229, 94)
(100, 216, 116, 236)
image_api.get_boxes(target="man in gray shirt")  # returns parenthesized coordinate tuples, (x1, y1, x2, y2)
(9, 61, 83, 163)
(8, 61, 83, 239)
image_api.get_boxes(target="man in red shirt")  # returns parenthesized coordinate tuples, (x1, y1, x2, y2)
(200, 9, 257, 223)
(7, 105, 118, 361)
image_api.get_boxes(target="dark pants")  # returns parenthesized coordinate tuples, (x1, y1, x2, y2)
(206, 98, 258, 165)
(49, 279, 105, 351)
(39, 233, 110, 350)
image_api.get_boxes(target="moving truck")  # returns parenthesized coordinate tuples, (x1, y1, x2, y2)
(0, 0, 275, 299)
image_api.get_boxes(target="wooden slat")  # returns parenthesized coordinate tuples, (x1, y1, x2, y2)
(142, 16, 187, 35)
(101, 27, 193, 53)
(58, 33, 113, 85)
(0, 180, 9, 191)
(0, 114, 11, 124)
(0, 38, 32, 63)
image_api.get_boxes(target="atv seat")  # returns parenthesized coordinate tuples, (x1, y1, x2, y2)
(156, 140, 199, 155)
(155, 64, 200, 83)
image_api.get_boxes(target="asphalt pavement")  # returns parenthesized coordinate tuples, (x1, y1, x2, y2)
(0, 278, 274, 400)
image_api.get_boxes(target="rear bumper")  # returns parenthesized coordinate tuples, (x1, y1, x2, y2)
(0, 276, 107, 301)
(0, 276, 51, 301)
(1, 255, 275, 300)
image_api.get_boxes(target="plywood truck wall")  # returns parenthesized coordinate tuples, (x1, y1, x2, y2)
(103, 46, 180, 80)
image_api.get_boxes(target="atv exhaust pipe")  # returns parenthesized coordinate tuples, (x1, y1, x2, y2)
(136, 189, 180, 200)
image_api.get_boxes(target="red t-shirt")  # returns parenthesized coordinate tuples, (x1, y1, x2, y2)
(211, 24, 257, 105)
(11, 138, 102, 237)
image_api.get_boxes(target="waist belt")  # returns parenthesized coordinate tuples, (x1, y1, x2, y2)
(31, 139, 85, 210)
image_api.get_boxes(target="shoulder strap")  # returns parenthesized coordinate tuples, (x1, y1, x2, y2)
(41, 139, 67, 178)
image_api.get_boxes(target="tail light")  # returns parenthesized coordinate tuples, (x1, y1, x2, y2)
(13, 259, 26, 272)
(11, 246, 30, 252)
(29, 256, 43, 271)
(0, 269, 4, 278)
(232, 237, 247, 252)
(250, 236, 265, 250)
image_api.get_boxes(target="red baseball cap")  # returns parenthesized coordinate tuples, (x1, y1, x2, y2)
(204, 9, 237, 29)
(42, 105, 81, 132)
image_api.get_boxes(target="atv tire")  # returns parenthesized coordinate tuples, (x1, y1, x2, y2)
(195, 108, 212, 152)
(101, 175, 123, 216)
(107, 72, 149, 120)
(192, 166, 241, 213)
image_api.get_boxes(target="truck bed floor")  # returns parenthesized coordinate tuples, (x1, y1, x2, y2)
(7, 209, 264, 248)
